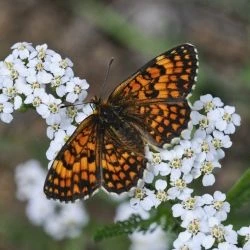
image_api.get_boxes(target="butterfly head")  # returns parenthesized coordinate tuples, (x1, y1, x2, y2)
(90, 96, 103, 110)
(91, 96, 102, 105)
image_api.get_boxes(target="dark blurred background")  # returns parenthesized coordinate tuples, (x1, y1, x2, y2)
(0, 0, 250, 249)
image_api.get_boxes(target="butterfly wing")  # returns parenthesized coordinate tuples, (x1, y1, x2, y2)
(108, 44, 198, 104)
(124, 102, 191, 147)
(108, 44, 198, 146)
(44, 114, 101, 202)
(101, 125, 147, 194)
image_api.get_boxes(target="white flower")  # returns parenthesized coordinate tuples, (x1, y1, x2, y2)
(168, 178, 193, 200)
(192, 155, 221, 186)
(210, 131, 232, 160)
(48, 53, 73, 78)
(148, 179, 168, 207)
(15, 77, 32, 96)
(46, 125, 76, 161)
(129, 181, 156, 211)
(0, 55, 27, 79)
(130, 188, 155, 211)
(180, 139, 200, 161)
(208, 105, 241, 134)
(238, 226, 250, 249)
(159, 147, 192, 181)
(208, 218, 238, 246)
(15, 159, 46, 200)
(24, 87, 48, 111)
(192, 94, 223, 112)
(213, 242, 242, 250)
(203, 191, 230, 221)
(212, 130, 232, 148)
(201, 160, 221, 186)
(36, 94, 61, 119)
(74, 103, 93, 124)
(192, 130, 216, 162)
(65, 105, 80, 121)
(129, 226, 169, 250)
(176, 229, 206, 249)
(25, 72, 45, 90)
(190, 110, 215, 134)
(11, 42, 34, 59)
(172, 195, 205, 220)
(173, 234, 202, 250)
(34, 44, 48, 60)
(15, 159, 89, 240)
(50, 75, 70, 97)
(27, 57, 53, 84)
(49, 53, 66, 76)
(66, 77, 89, 103)
(1, 77, 18, 98)
(0, 94, 14, 123)
(43, 202, 89, 240)
(178, 211, 227, 249)
(115, 201, 149, 221)
(151, 160, 170, 176)
(26, 195, 56, 226)
(45, 111, 72, 139)
(180, 209, 207, 233)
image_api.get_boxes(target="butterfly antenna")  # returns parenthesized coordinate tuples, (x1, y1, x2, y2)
(60, 102, 91, 109)
(100, 57, 114, 97)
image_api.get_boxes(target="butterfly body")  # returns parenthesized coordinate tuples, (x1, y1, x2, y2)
(44, 44, 198, 202)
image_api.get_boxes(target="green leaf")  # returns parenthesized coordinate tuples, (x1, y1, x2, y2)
(94, 214, 152, 242)
(94, 203, 180, 242)
(227, 168, 250, 209)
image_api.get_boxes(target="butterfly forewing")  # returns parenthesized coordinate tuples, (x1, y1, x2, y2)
(44, 115, 101, 201)
(108, 44, 198, 105)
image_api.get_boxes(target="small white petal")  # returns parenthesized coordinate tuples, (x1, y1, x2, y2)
(202, 174, 215, 186)
(1, 113, 13, 123)
(155, 179, 167, 190)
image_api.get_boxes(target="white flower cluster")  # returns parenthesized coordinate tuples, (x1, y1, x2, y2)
(1, 43, 249, 248)
(0, 42, 91, 167)
(15, 159, 89, 240)
(130, 94, 240, 210)
(172, 191, 236, 249)
(128, 94, 250, 249)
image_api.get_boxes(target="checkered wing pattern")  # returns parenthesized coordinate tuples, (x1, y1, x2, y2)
(101, 126, 146, 193)
(44, 115, 101, 202)
(108, 43, 198, 146)
(126, 102, 191, 146)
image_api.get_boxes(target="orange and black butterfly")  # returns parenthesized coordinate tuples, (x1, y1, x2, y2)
(44, 44, 198, 202)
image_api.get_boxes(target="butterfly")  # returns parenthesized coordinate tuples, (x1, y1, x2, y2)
(44, 44, 198, 202)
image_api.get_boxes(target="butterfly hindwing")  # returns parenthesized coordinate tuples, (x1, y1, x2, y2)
(101, 126, 147, 193)
(126, 102, 191, 146)
(44, 115, 101, 202)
